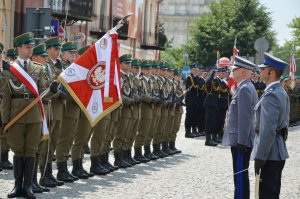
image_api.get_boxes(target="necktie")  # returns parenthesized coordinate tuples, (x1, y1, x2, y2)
(24, 61, 28, 72)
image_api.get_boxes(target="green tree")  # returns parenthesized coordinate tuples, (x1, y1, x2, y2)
(187, 0, 275, 67)
(288, 16, 300, 47)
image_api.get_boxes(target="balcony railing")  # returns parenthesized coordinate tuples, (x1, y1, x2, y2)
(49, 0, 93, 21)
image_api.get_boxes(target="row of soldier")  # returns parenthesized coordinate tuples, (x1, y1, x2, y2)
(184, 60, 267, 146)
(0, 32, 184, 199)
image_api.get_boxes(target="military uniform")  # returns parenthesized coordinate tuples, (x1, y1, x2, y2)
(252, 53, 290, 199)
(184, 67, 198, 138)
(204, 68, 219, 146)
(195, 70, 206, 136)
(1, 32, 47, 198)
(38, 37, 65, 188)
(134, 60, 155, 162)
(0, 43, 13, 171)
(113, 54, 134, 168)
(55, 42, 80, 183)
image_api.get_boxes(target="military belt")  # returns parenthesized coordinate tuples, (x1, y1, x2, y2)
(12, 93, 35, 99)
(255, 127, 288, 141)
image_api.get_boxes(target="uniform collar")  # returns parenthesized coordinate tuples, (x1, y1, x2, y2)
(237, 79, 250, 87)
(264, 80, 280, 91)
(17, 57, 30, 67)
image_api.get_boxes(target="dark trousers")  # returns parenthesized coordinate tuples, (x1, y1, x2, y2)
(196, 105, 205, 132)
(205, 106, 217, 140)
(216, 108, 227, 137)
(231, 147, 252, 199)
(185, 105, 197, 131)
(259, 160, 285, 199)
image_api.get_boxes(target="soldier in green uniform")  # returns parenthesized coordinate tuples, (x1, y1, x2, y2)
(1, 43, 14, 172)
(152, 62, 169, 158)
(161, 64, 176, 155)
(113, 54, 134, 168)
(6, 48, 18, 63)
(1, 32, 47, 199)
(56, 42, 80, 183)
(39, 37, 65, 188)
(169, 69, 183, 153)
(122, 59, 142, 164)
(134, 60, 155, 162)
(143, 60, 161, 160)
(30, 43, 52, 193)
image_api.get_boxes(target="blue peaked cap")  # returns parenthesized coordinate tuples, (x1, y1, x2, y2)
(258, 52, 288, 71)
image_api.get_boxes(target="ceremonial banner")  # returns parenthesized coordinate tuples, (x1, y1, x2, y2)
(58, 29, 122, 127)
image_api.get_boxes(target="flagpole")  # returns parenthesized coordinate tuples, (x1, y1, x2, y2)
(111, 13, 133, 32)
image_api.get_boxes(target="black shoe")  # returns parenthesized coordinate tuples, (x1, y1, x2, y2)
(7, 156, 24, 198)
(153, 143, 168, 158)
(122, 149, 135, 165)
(121, 150, 133, 167)
(102, 153, 119, 171)
(162, 142, 176, 155)
(212, 138, 221, 144)
(22, 157, 36, 199)
(114, 152, 128, 168)
(134, 147, 150, 163)
(144, 145, 159, 161)
(43, 163, 64, 186)
(90, 156, 110, 175)
(169, 141, 182, 154)
(205, 140, 218, 146)
(83, 144, 91, 155)
(72, 160, 89, 179)
(185, 131, 195, 138)
(127, 149, 141, 164)
(32, 155, 50, 193)
(1, 151, 13, 170)
(79, 159, 94, 177)
(57, 161, 75, 183)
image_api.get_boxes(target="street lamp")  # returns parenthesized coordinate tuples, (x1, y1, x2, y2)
(183, 52, 189, 66)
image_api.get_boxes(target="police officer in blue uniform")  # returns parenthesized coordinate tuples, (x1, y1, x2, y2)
(252, 53, 290, 199)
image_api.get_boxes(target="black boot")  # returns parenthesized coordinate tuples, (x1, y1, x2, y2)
(192, 127, 200, 137)
(127, 149, 141, 164)
(103, 153, 118, 171)
(22, 157, 36, 199)
(153, 143, 168, 158)
(72, 160, 89, 179)
(133, 147, 150, 163)
(113, 152, 128, 168)
(79, 159, 94, 177)
(162, 142, 176, 155)
(7, 156, 24, 198)
(1, 151, 13, 170)
(169, 141, 181, 154)
(83, 144, 91, 155)
(122, 149, 135, 166)
(121, 150, 133, 167)
(57, 161, 75, 183)
(212, 134, 221, 144)
(32, 155, 50, 193)
(144, 145, 158, 160)
(90, 156, 110, 175)
(205, 134, 218, 146)
(185, 128, 195, 138)
(40, 163, 64, 187)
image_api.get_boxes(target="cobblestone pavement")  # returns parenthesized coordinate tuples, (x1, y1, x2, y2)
(1, 122, 299, 199)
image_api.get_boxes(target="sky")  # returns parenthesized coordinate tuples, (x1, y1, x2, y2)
(259, 0, 300, 46)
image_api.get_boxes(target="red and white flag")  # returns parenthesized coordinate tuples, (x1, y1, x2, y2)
(289, 50, 297, 80)
(58, 29, 122, 127)
(227, 46, 239, 94)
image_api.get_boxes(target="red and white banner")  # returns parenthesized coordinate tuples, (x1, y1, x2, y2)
(58, 29, 122, 127)
(289, 50, 297, 80)
(9, 62, 49, 138)
(227, 46, 239, 94)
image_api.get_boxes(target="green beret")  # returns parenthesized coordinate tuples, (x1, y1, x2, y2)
(61, 42, 77, 52)
(14, 32, 35, 46)
(78, 45, 91, 56)
(0, 42, 3, 53)
(6, 48, 18, 57)
(132, 59, 141, 67)
(44, 37, 61, 49)
(33, 43, 48, 56)
(141, 60, 152, 68)
(119, 54, 132, 63)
